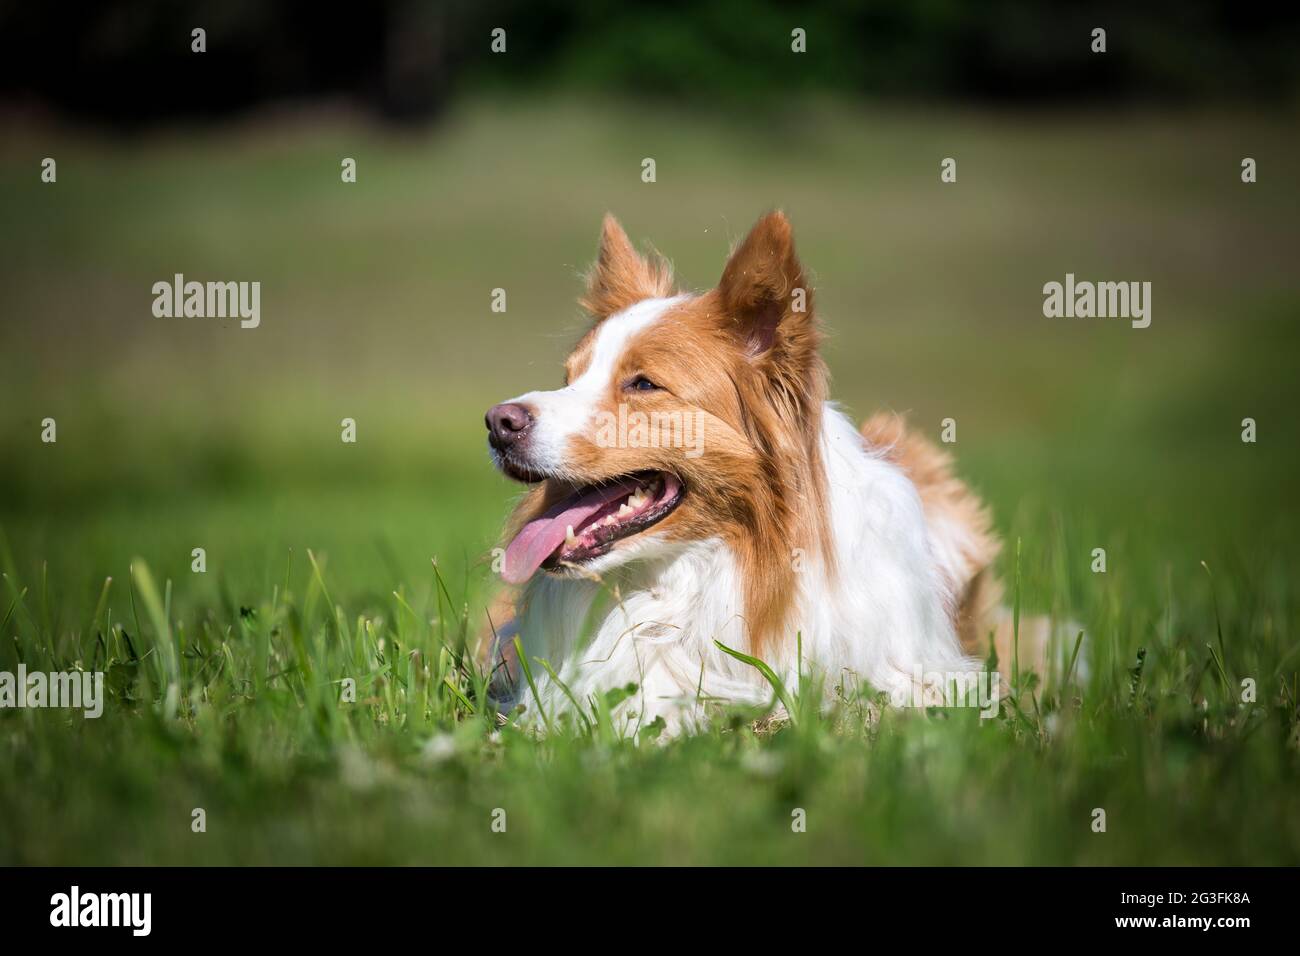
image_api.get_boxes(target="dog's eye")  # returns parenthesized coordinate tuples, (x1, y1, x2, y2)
(626, 375, 660, 392)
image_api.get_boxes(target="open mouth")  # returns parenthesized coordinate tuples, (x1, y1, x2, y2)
(501, 471, 685, 584)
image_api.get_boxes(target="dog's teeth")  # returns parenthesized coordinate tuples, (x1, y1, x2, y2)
(603, 514, 618, 526)
(565, 525, 577, 548)
(618, 503, 633, 517)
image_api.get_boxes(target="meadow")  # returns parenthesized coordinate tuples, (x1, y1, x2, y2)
(1, 97, 1297, 864)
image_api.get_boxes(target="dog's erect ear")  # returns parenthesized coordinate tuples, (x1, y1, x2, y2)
(580, 214, 674, 318)
(717, 211, 815, 361)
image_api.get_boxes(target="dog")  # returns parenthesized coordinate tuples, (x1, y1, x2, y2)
(484, 211, 1054, 734)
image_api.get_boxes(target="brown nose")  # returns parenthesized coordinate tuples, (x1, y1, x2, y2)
(486, 402, 534, 449)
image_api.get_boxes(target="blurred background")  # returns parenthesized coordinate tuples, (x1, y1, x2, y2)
(0, 0, 1297, 622)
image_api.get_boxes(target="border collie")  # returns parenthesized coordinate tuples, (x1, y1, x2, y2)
(485, 212, 1045, 734)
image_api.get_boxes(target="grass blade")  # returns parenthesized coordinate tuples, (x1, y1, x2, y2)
(713, 639, 796, 722)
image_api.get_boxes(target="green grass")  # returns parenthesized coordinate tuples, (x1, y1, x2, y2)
(1, 531, 1297, 865)
(0, 97, 1298, 864)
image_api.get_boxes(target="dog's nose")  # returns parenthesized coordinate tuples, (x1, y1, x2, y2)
(486, 402, 534, 449)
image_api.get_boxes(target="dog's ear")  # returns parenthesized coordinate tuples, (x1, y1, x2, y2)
(580, 214, 674, 318)
(717, 211, 815, 362)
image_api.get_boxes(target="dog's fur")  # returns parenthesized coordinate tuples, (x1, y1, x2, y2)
(485, 212, 1039, 734)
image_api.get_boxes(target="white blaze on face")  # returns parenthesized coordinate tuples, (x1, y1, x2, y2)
(506, 295, 686, 474)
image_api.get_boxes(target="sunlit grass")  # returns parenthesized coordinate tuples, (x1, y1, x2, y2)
(0, 478, 1297, 865)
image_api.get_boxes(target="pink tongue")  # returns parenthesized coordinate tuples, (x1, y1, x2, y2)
(502, 478, 640, 584)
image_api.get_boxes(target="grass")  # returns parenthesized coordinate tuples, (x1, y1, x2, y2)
(0, 96, 1298, 864)
(1, 533, 1297, 865)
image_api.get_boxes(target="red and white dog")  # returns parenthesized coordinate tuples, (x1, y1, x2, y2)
(485, 212, 1026, 733)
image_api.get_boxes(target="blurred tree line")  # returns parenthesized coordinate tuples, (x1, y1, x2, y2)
(1, 0, 1296, 125)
